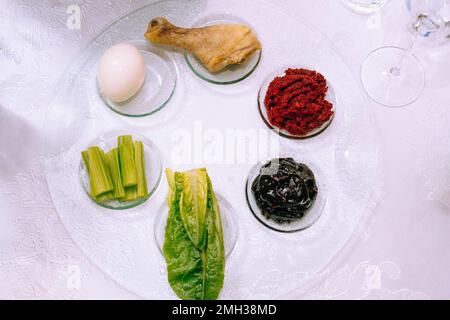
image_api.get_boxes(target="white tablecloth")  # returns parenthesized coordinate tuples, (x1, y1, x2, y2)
(0, 0, 449, 299)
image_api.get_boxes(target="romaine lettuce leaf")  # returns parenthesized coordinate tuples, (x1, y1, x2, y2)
(163, 168, 225, 300)
(180, 169, 208, 250)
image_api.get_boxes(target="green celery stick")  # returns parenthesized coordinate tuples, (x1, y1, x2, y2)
(96, 191, 114, 203)
(83, 149, 112, 202)
(98, 150, 115, 202)
(121, 186, 138, 202)
(134, 141, 148, 199)
(118, 135, 137, 187)
(106, 148, 126, 200)
(82, 150, 90, 174)
(87, 146, 113, 197)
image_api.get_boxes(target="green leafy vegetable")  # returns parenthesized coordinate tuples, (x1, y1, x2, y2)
(163, 168, 225, 300)
(180, 169, 208, 250)
(203, 175, 225, 300)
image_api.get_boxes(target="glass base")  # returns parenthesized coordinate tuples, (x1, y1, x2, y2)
(361, 46, 425, 108)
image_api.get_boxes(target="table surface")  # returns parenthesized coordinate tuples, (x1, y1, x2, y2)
(0, 0, 449, 299)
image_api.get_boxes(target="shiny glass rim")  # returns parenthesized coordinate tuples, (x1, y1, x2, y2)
(360, 45, 425, 108)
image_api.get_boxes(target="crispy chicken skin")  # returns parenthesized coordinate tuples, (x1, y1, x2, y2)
(145, 17, 262, 73)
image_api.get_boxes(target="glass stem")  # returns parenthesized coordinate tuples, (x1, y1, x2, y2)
(389, 39, 417, 77)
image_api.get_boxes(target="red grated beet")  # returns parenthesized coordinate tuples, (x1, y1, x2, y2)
(264, 68, 334, 136)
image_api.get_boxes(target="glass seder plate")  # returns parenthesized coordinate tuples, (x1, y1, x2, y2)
(43, 0, 382, 299)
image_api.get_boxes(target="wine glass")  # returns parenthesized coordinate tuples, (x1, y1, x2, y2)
(360, 0, 449, 107)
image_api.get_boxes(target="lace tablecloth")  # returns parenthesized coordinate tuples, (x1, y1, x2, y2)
(1, 0, 449, 299)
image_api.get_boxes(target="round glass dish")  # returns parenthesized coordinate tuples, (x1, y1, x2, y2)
(184, 14, 262, 85)
(154, 193, 239, 258)
(80, 131, 163, 210)
(245, 158, 327, 233)
(257, 67, 336, 139)
(99, 41, 177, 117)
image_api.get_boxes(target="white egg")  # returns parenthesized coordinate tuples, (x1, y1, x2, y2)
(97, 43, 145, 103)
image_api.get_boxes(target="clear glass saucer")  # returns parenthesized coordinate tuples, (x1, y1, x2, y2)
(80, 131, 163, 210)
(257, 67, 336, 139)
(154, 193, 239, 258)
(245, 158, 327, 233)
(185, 14, 262, 85)
(99, 41, 177, 117)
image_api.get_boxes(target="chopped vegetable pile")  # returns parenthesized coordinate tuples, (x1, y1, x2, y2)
(82, 135, 148, 203)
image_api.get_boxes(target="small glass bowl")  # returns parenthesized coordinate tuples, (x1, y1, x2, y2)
(185, 14, 262, 85)
(257, 67, 336, 139)
(245, 158, 327, 233)
(99, 41, 177, 117)
(80, 131, 163, 210)
(154, 193, 239, 258)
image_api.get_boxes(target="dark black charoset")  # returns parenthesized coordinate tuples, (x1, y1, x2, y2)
(251, 158, 318, 224)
